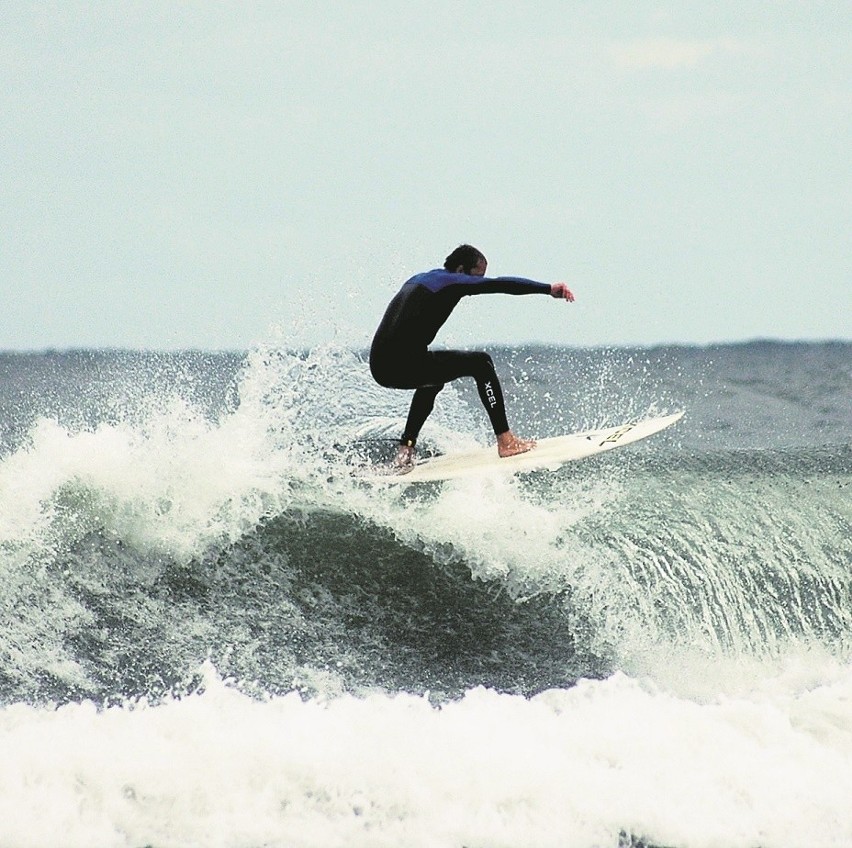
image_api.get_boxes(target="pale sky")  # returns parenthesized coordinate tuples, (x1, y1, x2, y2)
(2, 2, 850, 351)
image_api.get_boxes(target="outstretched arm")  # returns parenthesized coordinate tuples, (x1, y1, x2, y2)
(445, 273, 574, 298)
(436, 272, 577, 301)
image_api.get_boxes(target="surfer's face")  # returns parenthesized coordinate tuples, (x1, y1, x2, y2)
(453, 256, 487, 275)
(469, 257, 487, 276)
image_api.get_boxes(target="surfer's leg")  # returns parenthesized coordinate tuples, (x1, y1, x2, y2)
(369, 347, 440, 462)
(426, 351, 510, 434)
(393, 350, 505, 439)
(388, 350, 534, 459)
(401, 384, 444, 447)
(428, 351, 535, 457)
(471, 354, 509, 436)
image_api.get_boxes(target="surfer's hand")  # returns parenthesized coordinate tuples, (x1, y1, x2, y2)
(550, 282, 575, 301)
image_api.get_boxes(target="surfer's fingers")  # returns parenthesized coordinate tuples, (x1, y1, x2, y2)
(552, 283, 575, 301)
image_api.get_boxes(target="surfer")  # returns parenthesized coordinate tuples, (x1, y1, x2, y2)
(370, 244, 574, 468)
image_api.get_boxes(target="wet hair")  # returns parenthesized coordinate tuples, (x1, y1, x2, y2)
(444, 244, 486, 274)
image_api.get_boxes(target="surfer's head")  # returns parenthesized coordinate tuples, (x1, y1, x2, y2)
(444, 244, 487, 276)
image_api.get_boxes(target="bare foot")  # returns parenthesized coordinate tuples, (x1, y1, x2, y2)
(496, 430, 536, 458)
(394, 443, 416, 469)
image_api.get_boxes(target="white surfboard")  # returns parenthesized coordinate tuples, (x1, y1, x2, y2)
(370, 411, 684, 483)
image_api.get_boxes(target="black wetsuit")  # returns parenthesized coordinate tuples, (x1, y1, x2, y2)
(369, 268, 551, 445)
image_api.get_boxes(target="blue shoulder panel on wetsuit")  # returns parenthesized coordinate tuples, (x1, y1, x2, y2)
(409, 269, 458, 292)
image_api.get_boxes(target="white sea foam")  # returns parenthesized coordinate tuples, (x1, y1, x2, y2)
(1, 342, 850, 845)
(1, 661, 850, 848)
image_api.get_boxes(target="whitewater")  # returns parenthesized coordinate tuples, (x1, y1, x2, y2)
(0, 340, 850, 848)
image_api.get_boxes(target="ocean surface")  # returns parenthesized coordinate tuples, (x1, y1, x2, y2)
(0, 340, 850, 848)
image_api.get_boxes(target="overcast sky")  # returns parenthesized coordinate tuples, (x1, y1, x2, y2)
(2, 2, 849, 351)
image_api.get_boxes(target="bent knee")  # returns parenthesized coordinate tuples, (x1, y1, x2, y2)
(413, 383, 445, 400)
(470, 351, 497, 377)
